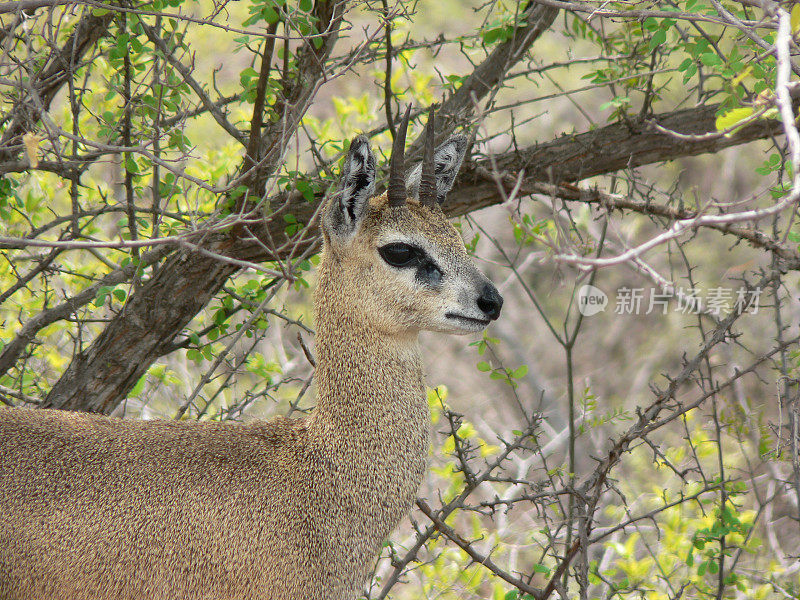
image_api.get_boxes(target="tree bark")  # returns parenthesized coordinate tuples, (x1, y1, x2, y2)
(40, 246, 239, 411)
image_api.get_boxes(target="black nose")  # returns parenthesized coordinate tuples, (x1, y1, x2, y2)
(476, 283, 503, 321)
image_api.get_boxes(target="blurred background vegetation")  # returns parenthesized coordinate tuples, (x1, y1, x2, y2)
(1, 0, 799, 597)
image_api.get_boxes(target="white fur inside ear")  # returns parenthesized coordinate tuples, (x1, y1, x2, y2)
(339, 141, 375, 222)
(433, 135, 467, 203)
(325, 136, 376, 238)
(405, 135, 468, 204)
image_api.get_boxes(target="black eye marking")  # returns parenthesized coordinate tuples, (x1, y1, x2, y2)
(379, 242, 444, 286)
(378, 242, 418, 267)
(417, 261, 443, 286)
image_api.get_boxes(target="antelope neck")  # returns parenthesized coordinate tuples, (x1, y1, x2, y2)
(313, 309, 424, 417)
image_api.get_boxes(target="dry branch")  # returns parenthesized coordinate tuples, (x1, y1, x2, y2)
(0, 5, 117, 163)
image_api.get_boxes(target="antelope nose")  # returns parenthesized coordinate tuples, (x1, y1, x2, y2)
(476, 283, 503, 321)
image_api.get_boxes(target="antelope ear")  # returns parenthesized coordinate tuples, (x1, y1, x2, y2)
(324, 135, 376, 239)
(406, 135, 468, 205)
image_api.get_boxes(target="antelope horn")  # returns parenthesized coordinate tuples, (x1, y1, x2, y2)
(419, 106, 437, 207)
(387, 105, 412, 207)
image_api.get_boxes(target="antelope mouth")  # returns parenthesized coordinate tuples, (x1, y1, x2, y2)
(445, 313, 490, 328)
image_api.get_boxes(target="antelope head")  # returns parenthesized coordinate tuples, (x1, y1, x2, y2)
(320, 107, 503, 336)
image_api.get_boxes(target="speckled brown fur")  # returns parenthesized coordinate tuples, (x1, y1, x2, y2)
(0, 132, 495, 599)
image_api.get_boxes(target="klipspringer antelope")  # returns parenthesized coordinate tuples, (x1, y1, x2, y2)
(0, 107, 503, 600)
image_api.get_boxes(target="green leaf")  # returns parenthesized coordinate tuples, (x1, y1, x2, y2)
(682, 62, 697, 83)
(698, 561, 707, 576)
(124, 155, 139, 174)
(715, 107, 754, 131)
(482, 28, 503, 44)
(130, 373, 147, 396)
(240, 66, 258, 87)
(296, 180, 315, 202)
(95, 285, 112, 307)
(700, 53, 722, 66)
(649, 28, 666, 51)
(477, 361, 491, 372)
(693, 537, 705, 549)
(532, 564, 551, 574)
(263, 6, 280, 24)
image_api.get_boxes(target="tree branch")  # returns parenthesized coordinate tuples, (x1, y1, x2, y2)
(0, 5, 116, 163)
(409, 1, 558, 157)
(417, 498, 544, 598)
(0, 246, 173, 381)
(232, 96, 800, 266)
(40, 0, 347, 414)
(443, 95, 800, 217)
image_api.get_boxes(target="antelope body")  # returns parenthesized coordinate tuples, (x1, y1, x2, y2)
(0, 109, 502, 600)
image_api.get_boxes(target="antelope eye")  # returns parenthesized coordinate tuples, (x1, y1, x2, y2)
(379, 243, 417, 267)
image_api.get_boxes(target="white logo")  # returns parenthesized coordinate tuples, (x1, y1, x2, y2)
(578, 285, 608, 316)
